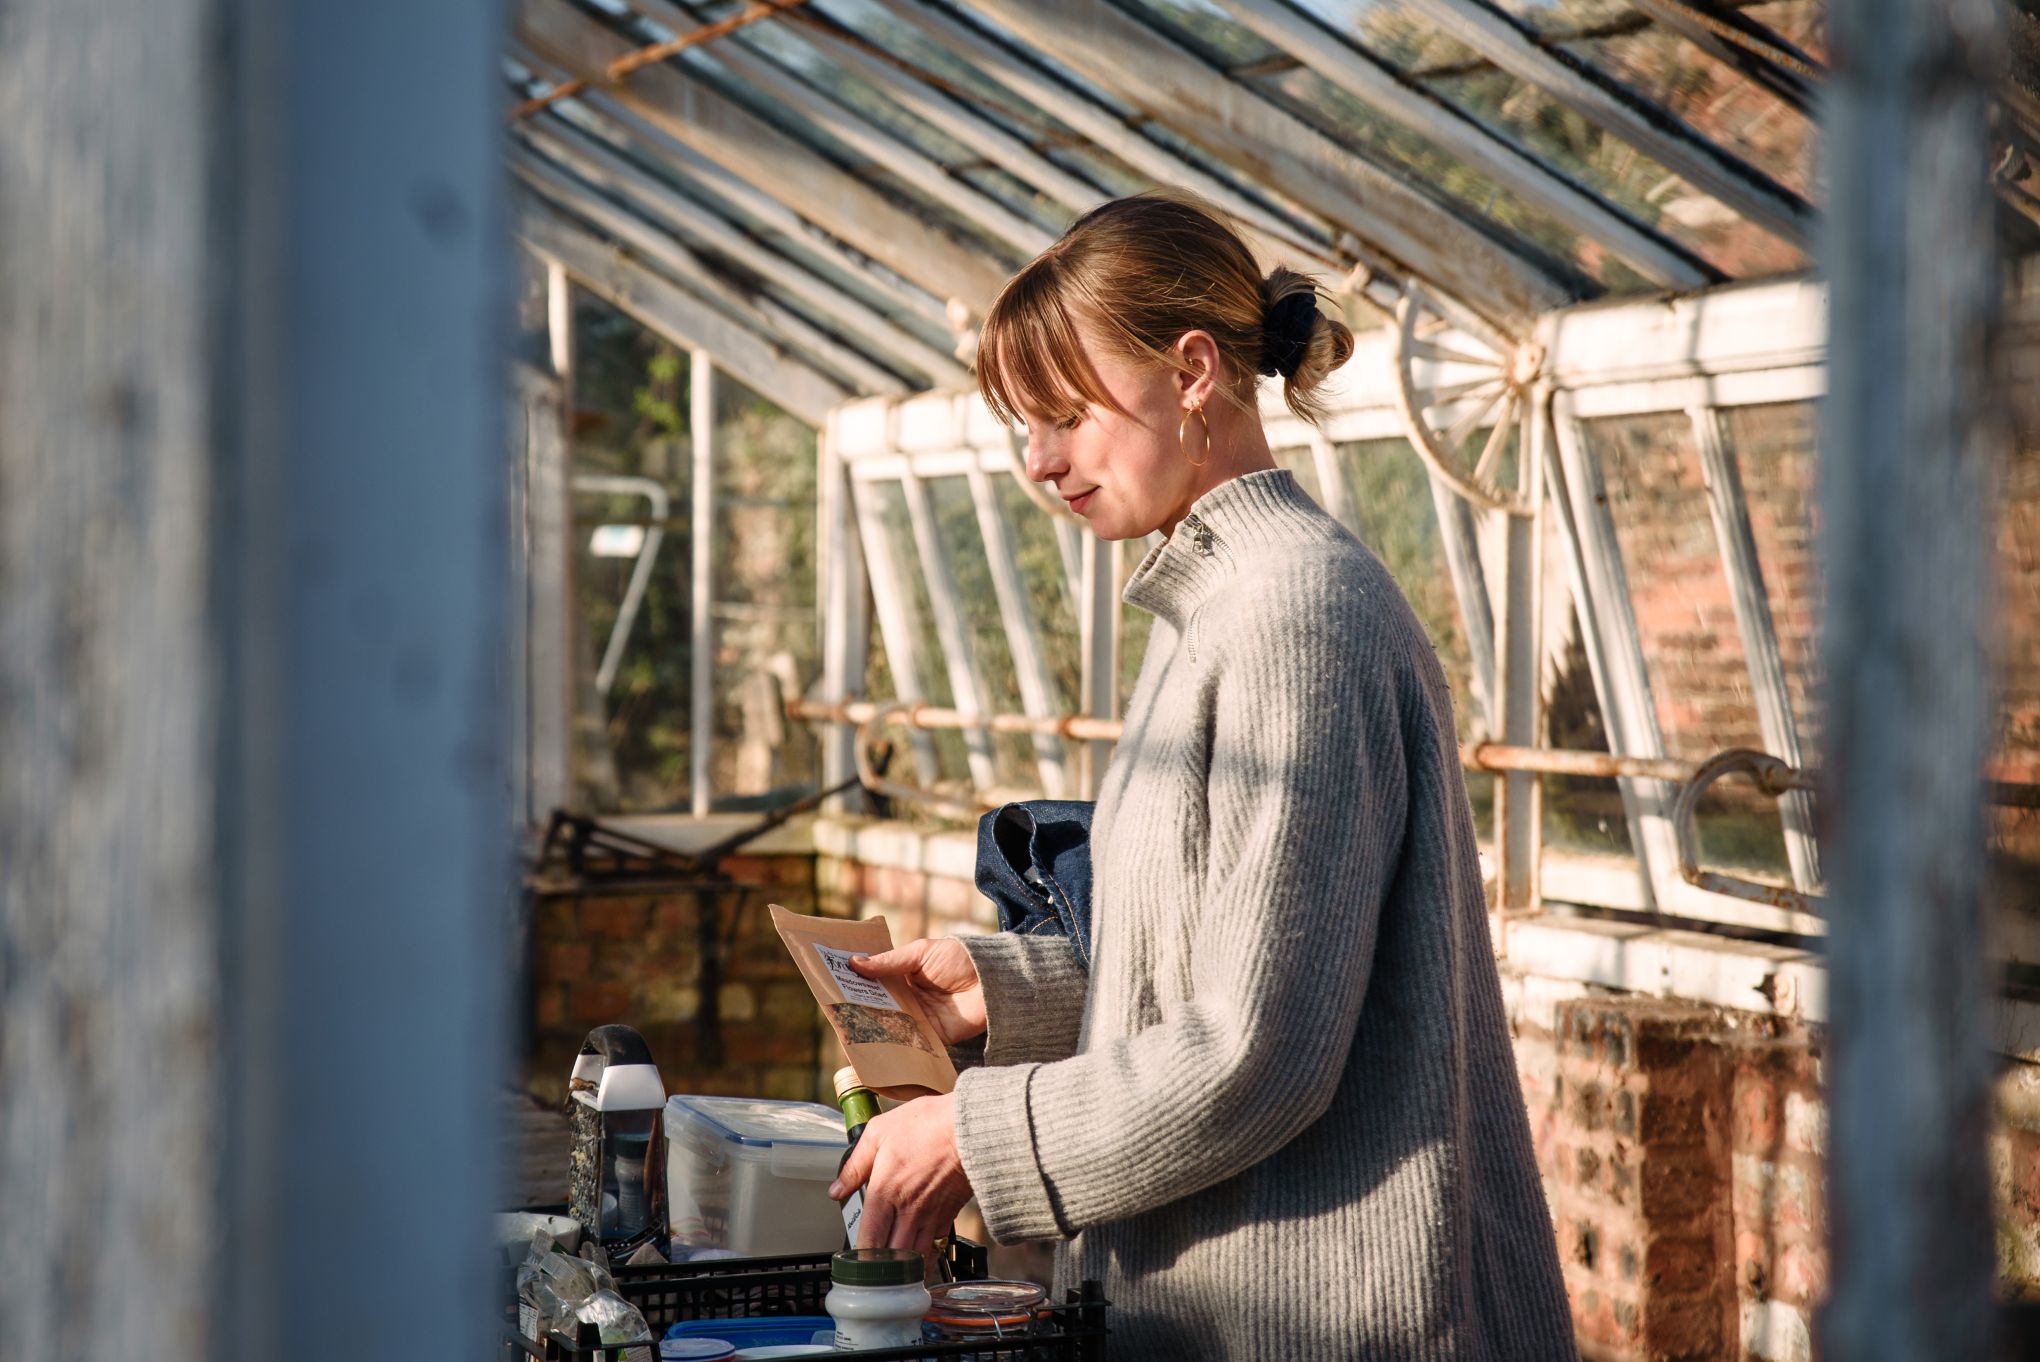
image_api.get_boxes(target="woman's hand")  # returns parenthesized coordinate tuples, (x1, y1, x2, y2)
(829, 1093, 974, 1262)
(850, 938, 986, 1045)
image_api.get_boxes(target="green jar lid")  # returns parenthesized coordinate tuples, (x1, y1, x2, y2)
(831, 1247, 924, 1287)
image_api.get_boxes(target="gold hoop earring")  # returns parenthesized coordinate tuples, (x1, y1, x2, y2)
(1179, 403, 1210, 468)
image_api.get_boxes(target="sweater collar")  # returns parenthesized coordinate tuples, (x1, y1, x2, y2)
(1122, 468, 1338, 626)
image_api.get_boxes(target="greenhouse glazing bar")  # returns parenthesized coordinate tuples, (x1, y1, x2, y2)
(516, 156, 901, 394)
(516, 0, 1010, 311)
(961, 0, 1575, 326)
(864, 0, 1341, 271)
(631, 0, 1057, 260)
(1207, 0, 1712, 289)
(519, 116, 965, 384)
(1392, 0, 1815, 246)
(517, 202, 849, 422)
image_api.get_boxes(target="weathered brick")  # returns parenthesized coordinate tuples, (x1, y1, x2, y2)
(1639, 1147, 1721, 1219)
(581, 898, 648, 939)
(1736, 1076, 1781, 1151)
(925, 873, 975, 921)
(722, 854, 772, 886)
(541, 941, 592, 981)
(1640, 1289, 1722, 1359)
(1640, 1089, 1708, 1146)
(1782, 1089, 1825, 1156)
(572, 981, 632, 1024)
(535, 984, 568, 1028)
(536, 895, 576, 937)
(1772, 1241, 1826, 1308)
(638, 981, 700, 1023)
(1643, 1235, 1715, 1294)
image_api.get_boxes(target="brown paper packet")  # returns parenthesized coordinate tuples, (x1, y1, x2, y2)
(768, 904, 958, 1099)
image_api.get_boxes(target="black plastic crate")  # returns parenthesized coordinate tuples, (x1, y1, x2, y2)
(504, 1240, 1109, 1361)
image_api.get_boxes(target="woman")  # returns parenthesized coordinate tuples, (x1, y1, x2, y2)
(829, 192, 1576, 1360)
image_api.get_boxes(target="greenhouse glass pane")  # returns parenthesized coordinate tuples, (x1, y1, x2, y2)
(1542, 606, 1634, 857)
(1564, 28, 1816, 199)
(926, 475, 1040, 788)
(1585, 411, 1789, 879)
(992, 473, 1082, 714)
(1294, 0, 1807, 277)
(866, 479, 972, 781)
(1331, 439, 1475, 724)
(1719, 403, 1820, 756)
(956, 164, 1072, 232)
(1328, 437, 1492, 842)
(569, 296, 694, 813)
(1108, 0, 1288, 68)
(709, 373, 820, 806)
(1243, 66, 1614, 290)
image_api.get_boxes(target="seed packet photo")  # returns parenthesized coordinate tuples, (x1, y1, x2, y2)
(767, 904, 958, 1098)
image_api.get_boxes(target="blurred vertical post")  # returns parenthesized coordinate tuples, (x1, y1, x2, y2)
(1820, 0, 2006, 1356)
(0, 4, 506, 1362)
(692, 350, 716, 815)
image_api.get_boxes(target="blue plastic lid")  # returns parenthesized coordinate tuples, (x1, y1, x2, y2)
(663, 1317, 834, 1349)
(658, 1341, 736, 1361)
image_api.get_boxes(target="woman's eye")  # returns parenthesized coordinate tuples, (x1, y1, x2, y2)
(1056, 413, 1084, 431)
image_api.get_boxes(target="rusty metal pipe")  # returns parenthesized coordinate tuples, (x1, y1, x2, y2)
(1668, 748, 1821, 916)
(794, 700, 2039, 823)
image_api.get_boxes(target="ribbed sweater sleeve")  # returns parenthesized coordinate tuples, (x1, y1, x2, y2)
(955, 557, 1412, 1242)
(958, 931, 1089, 1068)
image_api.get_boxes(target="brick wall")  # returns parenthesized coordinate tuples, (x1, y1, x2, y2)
(524, 852, 834, 1104)
(520, 822, 2040, 1351)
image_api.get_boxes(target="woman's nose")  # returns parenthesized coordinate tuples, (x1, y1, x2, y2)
(1025, 430, 1068, 484)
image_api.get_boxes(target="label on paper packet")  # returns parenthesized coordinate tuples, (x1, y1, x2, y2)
(767, 902, 957, 1099)
(815, 945, 903, 1011)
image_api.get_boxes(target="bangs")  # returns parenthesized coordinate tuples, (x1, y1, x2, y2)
(976, 257, 1127, 429)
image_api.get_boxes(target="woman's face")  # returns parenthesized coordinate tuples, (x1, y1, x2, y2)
(1018, 334, 1207, 542)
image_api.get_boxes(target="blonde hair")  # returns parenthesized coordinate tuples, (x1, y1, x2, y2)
(976, 190, 1355, 428)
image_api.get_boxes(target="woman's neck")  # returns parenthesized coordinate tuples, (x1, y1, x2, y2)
(1162, 404, 1278, 538)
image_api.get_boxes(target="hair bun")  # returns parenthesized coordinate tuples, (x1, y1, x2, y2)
(1258, 289, 1319, 380)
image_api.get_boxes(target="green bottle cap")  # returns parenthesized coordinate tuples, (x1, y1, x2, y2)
(831, 1247, 924, 1287)
(834, 1066, 882, 1131)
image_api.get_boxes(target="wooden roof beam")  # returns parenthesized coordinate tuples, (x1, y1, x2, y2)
(1391, 0, 1815, 247)
(517, 118, 970, 386)
(956, 0, 1576, 331)
(515, 0, 1008, 312)
(516, 195, 853, 424)
(1210, 0, 1714, 289)
(865, 0, 1340, 273)
(630, 0, 1056, 259)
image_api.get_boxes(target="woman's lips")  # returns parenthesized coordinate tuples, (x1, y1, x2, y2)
(1065, 488, 1096, 514)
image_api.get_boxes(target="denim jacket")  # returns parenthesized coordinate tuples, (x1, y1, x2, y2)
(974, 800, 1095, 971)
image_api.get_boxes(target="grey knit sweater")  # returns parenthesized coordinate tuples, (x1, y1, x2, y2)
(951, 470, 1576, 1360)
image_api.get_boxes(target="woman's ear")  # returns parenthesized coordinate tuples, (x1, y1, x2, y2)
(1173, 330, 1222, 408)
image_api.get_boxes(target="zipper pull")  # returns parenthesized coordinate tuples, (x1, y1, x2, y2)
(1183, 513, 1216, 557)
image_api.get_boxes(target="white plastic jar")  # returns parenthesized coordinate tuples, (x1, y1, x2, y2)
(825, 1248, 931, 1350)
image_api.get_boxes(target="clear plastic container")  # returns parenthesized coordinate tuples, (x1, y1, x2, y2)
(663, 1095, 847, 1256)
(923, 1279, 1049, 1355)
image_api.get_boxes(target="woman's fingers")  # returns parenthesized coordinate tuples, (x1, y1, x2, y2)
(857, 1188, 896, 1251)
(849, 942, 924, 978)
(831, 1129, 878, 1200)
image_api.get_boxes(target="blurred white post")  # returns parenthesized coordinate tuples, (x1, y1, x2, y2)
(692, 349, 716, 815)
(0, 4, 506, 1362)
(1820, 0, 2005, 1356)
